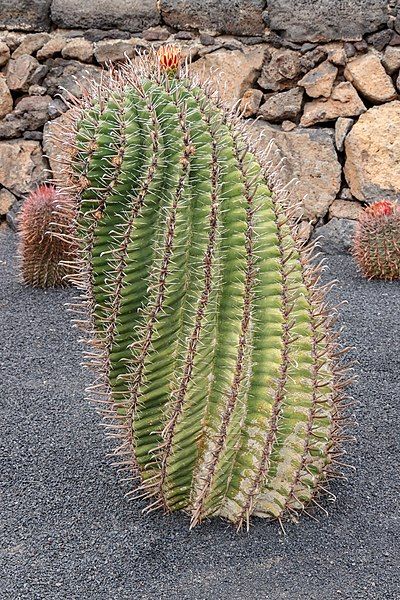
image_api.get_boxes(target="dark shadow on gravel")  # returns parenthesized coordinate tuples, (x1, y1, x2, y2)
(1, 227, 399, 600)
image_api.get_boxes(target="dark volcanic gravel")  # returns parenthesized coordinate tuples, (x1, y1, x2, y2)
(1, 226, 399, 600)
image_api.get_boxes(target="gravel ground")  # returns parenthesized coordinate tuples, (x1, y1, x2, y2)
(1, 226, 399, 600)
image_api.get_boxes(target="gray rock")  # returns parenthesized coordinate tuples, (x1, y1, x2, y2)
(259, 87, 304, 122)
(51, 0, 160, 32)
(142, 26, 170, 41)
(312, 218, 355, 254)
(199, 33, 217, 46)
(83, 29, 132, 42)
(238, 36, 265, 46)
(94, 40, 141, 64)
(395, 13, 400, 35)
(365, 29, 393, 50)
(160, 0, 265, 36)
(353, 40, 368, 53)
(267, 0, 388, 42)
(0, 95, 51, 139)
(23, 131, 44, 141)
(48, 98, 68, 119)
(300, 43, 317, 54)
(0, 1, 52, 32)
(174, 31, 195, 41)
(389, 32, 400, 46)
(42, 58, 101, 99)
(335, 117, 354, 152)
(299, 47, 328, 71)
(344, 42, 356, 58)
(258, 49, 302, 91)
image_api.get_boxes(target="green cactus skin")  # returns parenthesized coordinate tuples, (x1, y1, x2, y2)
(353, 200, 400, 281)
(59, 53, 350, 529)
(18, 184, 76, 288)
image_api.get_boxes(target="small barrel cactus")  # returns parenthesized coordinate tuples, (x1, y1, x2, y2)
(353, 200, 400, 281)
(59, 48, 350, 529)
(18, 184, 76, 288)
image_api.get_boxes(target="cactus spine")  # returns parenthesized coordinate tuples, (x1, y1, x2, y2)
(60, 49, 349, 529)
(18, 184, 76, 288)
(353, 200, 400, 281)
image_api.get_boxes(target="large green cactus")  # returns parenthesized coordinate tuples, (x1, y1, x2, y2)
(60, 49, 349, 529)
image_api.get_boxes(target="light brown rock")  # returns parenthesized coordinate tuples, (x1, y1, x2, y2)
(248, 121, 341, 220)
(344, 101, 400, 202)
(281, 120, 296, 131)
(0, 76, 13, 119)
(0, 41, 10, 67)
(12, 33, 50, 58)
(334, 117, 354, 151)
(300, 82, 366, 127)
(43, 111, 76, 187)
(0, 140, 47, 197)
(382, 46, 400, 74)
(6, 55, 41, 92)
(62, 39, 94, 63)
(191, 47, 265, 105)
(240, 88, 263, 118)
(329, 200, 363, 220)
(36, 36, 66, 60)
(258, 49, 302, 91)
(325, 43, 346, 67)
(298, 61, 338, 98)
(94, 40, 137, 64)
(259, 87, 304, 122)
(0, 188, 15, 215)
(344, 53, 397, 103)
(0, 32, 26, 53)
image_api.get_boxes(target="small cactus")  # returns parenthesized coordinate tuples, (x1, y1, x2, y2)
(56, 48, 351, 529)
(353, 200, 400, 281)
(18, 184, 76, 288)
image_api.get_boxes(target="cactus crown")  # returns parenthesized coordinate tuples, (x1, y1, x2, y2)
(55, 50, 350, 529)
(18, 184, 76, 288)
(353, 200, 400, 281)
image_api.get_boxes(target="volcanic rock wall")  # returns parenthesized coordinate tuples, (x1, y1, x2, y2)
(1, 0, 400, 252)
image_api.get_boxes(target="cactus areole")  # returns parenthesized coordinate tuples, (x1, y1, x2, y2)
(59, 48, 349, 529)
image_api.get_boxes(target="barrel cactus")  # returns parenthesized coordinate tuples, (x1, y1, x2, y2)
(353, 200, 400, 281)
(59, 47, 349, 529)
(18, 184, 76, 288)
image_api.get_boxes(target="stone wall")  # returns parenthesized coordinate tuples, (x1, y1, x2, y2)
(1, 0, 400, 252)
